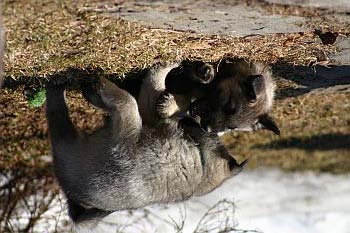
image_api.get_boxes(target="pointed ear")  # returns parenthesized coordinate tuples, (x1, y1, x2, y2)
(245, 75, 265, 102)
(229, 158, 248, 175)
(257, 114, 280, 135)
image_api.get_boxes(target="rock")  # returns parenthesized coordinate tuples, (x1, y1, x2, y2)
(330, 38, 350, 65)
(265, 0, 350, 13)
(111, 0, 306, 36)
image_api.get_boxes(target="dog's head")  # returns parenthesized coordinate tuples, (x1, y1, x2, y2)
(190, 58, 280, 135)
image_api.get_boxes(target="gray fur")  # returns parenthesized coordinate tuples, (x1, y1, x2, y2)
(139, 58, 279, 135)
(138, 62, 181, 125)
(46, 77, 244, 228)
(197, 58, 278, 134)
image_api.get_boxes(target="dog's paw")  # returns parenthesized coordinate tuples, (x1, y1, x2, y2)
(81, 78, 108, 109)
(193, 62, 215, 84)
(156, 91, 178, 119)
(178, 117, 206, 144)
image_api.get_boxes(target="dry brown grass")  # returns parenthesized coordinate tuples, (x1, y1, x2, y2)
(1, 0, 349, 173)
(223, 91, 350, 173)
(3, 0, 341, 81)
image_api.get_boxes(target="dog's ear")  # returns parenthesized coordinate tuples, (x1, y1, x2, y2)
(245, 75, 265, 102)
(257, 114, 280, 135)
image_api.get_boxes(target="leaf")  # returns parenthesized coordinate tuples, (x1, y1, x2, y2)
(28, 88, 46, 108)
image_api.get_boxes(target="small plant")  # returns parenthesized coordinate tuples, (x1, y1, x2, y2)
(27, 88, 46, 108)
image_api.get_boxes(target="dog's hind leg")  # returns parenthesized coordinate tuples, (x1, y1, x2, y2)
(83, 78, 142, 142)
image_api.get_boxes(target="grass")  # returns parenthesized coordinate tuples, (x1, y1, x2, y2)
(222, 91, 350, 173)
(3, 0, 344, 80)
(1, 0, 349, 172)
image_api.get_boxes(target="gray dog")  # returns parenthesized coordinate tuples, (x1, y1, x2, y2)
(46, 58, 279, 230)
(46, 76, 245, 229)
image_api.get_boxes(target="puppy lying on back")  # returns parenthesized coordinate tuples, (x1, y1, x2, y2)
(46, 57, 279, 230)
(46, 77, 245, 229)
(138, 58, 280, 135)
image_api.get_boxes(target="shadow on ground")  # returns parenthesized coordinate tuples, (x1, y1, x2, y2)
(4, 61, 350, 100)
(254, 133, 350, 151)
(272, 62, 350, 99)
(2, 67, 148, 100)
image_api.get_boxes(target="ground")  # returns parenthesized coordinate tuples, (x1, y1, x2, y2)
(0, 0, 349, 231)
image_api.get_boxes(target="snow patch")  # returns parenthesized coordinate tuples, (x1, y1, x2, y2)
(6, 169, 350, 233)
(101, 169, 350, 233)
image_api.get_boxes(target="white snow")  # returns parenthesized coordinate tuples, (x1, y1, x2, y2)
(101, 168, 350, 233)
(6, 168, 350, 233)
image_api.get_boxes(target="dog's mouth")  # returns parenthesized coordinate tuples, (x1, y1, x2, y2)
(215, 126, 237, 135)
(189, 98, 215, 132)
(189, 98, 210, 119)
(189, 99, 242, 135)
